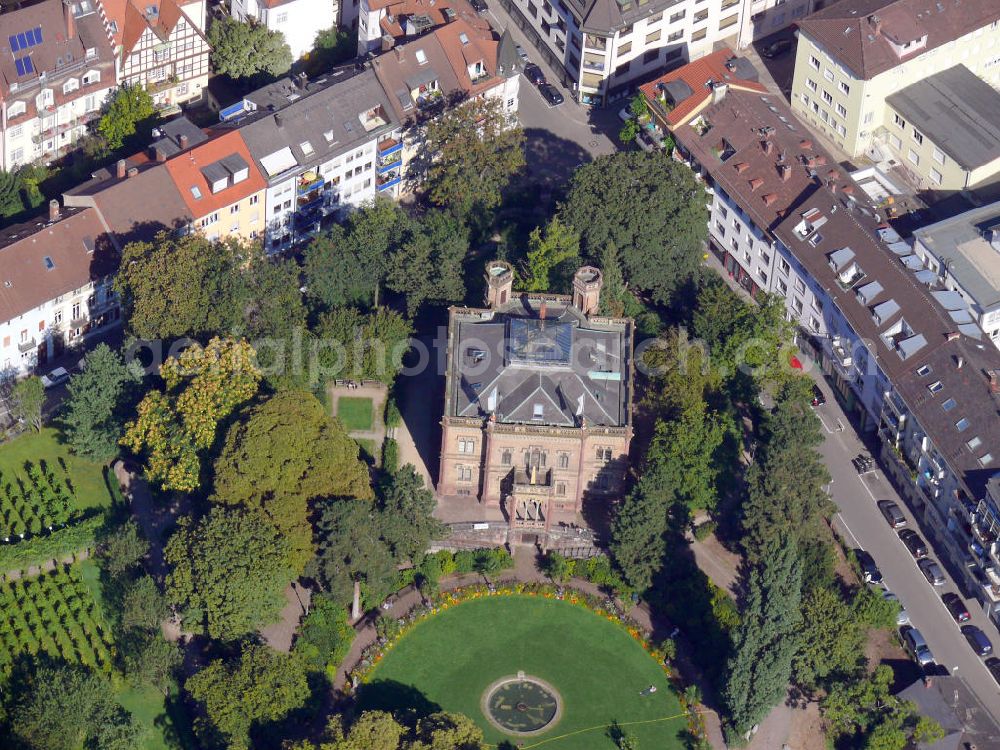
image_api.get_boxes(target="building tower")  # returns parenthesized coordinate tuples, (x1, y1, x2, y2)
(572, 266, 603, 316)
(484, 260, 514, 309)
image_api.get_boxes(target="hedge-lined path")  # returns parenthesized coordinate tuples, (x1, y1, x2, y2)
(335, 546, 728, 749)
(2, 548, 89, 582)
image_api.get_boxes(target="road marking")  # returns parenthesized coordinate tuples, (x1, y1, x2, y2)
(837, 513, 861, 547)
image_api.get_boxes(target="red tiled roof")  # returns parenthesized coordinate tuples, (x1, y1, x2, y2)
(799, 0, 1000, 80)
(163, 130, 266, 218)
(639, 47, 767, 128)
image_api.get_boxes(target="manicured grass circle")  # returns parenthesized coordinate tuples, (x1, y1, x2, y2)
(360, 596, 685, 749)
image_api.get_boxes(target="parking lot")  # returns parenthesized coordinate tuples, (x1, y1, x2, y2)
(810, 372, 1000, 725)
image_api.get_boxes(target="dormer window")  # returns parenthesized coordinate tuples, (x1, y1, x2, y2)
(62, 78, 79, 95)
(7, 100, 26, 118)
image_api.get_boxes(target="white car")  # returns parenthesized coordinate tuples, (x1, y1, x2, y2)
(40, 367, 70, 389)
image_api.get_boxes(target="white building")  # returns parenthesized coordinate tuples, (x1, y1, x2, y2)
(911, 204, 1000, 347)
(0, 0, 118, 171)
(0, 203, 120, 378)
(231, 67, 403, 252)
(229, 0, 336, 60)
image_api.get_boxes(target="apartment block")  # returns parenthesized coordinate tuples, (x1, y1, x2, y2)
(0, 203, 120, 378)
(103, 0, 210, 108)
(439, 262, 633, 544)
(230, 0, 336, 60)
(667, 52, 1000, 618)
(230, 67, 403, 252)
(0, 0, 117, 171)
(790, 0, 1000, 160)
(736, 0, 822, 49)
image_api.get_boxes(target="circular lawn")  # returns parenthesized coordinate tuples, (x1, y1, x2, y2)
(358, 595, 686, 749)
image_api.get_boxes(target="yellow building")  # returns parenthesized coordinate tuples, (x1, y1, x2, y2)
(790, 0, 1000, 160)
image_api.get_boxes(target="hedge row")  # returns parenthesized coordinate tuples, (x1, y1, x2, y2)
(0, 514, 104, 574)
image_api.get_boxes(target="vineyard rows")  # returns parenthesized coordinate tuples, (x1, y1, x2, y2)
(0, 565, 113, 676)
(0, 461, 74, 540)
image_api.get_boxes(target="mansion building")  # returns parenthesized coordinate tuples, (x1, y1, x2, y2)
(438, 262, 634, 543)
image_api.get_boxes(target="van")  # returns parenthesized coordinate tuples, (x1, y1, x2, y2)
(902, 627, 935, 667)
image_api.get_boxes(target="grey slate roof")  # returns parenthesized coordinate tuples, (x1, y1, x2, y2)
(912, 201, 1000, 312)
(897, 675, 1000, 749)
(448, 299, 630, 427)
(150, 116, 209, 159)
(563, 0, 683, 35)
(886, 65, 1000, 171)
(229, 66, 399, 182)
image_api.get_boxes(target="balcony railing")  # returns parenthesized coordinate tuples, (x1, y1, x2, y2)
(297, 175, 325, 196)
(17, 338, 36, 353)
(376, 172, 402, 192)
(377, 138, 402, 156)
(377, 155, 402, 174)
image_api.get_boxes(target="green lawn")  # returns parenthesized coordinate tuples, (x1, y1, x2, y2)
(117, 685, 195, 750)
(337, 397, 374, 432)
(0, 428, 114, 512)
(361, 596, 686, 749)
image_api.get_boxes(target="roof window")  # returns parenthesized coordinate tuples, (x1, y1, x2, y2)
(941, 397, 957, 411)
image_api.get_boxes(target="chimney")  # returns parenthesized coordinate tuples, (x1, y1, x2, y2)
(127, 167, 138, 178)
(179, 133, 189, 150)
(274, 112, 283, 128)
(947, 331, 960, 342)
(869, 14, 882, 36)
(395, 45, 404, 61)
(382, 34, 395, 53)
(827, 179, 838, 193)
(48, 199, 60, 222)
(539, 300, 547, 320)
(799, 139, 813, 150)
(64, 0, 75, 40)
(842, 184, 856, 195)
(116, 158, 126, 178)
(779, 164, 791, 182)
(762, 140, 773, 154)
(957, 356, 965, 369)
(988, 369, 1000, 394)
(154, 145, 167, 162)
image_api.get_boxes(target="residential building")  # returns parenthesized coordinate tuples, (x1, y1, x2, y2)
(894, 673, 1000, 747)
(231, 67, 403, 252)
(357, 0, 477, 55)
(0, 202, 120, 378)
(438, 261, 634, 544)
(0, 0, 117, 171)
(666, 52, 1000, 616)
(883, 65, 1000, 193)
(229, 0, 335, 60)
(163, 130, 267, 242)
(495, 0, 743, 106)
(100, 0, 210, 108)
(63, 116, 205, 245)
(790, 0, 1000, 159)
(371, 20, 519, 187)
(911, 202, 1000, 346)
(737, 0, 830, 49)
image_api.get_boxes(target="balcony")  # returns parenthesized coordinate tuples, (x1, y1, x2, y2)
(377, 153, 402, 173)
(582, 55, 605, 72)
(377, 138, 402, 156)
(583, 34, 607, 51)
(17, 338, 36, 354)
(297, 173, 325, 197)
(376, 171, 402, 191)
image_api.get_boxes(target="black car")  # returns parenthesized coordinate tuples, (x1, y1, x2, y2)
(942, 592, 970, 623)
(762, 39, 793, 58)
(855, 549, 882, 584)
(810, 384, 826, 406)
(986, 657, 1000, 685)
(538, 83, 564, 106)
(898, 529, 927, 558)
(962, 625, 993, 656)
(523, 63, 545, 86)
(469, 0, 488, 11)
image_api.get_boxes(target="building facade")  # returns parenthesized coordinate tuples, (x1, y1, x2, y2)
(439, 262, 634, 543)
(108, 0, 210, 108)
(736, 0, 821, 49)
(789, 0, 1000, 160)
(0, 203, 120, 378)
(0, 0, 117, 171)
(666, 53, 1000, 621)
(229, 0, 336, 60)
(497, 0, 742, 105)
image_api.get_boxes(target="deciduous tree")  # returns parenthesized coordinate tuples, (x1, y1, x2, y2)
(0, 168, 26, 217)
(208, 18, 292, 80)
(387, 209, 469, 316)
(312, 306, 412, 385)
(99, 84, 155, 150)
(521, 216, 580, 292)
(11, 376, 44, 431)
(165, 507, 293, 640)
(558, 151, 707, 306)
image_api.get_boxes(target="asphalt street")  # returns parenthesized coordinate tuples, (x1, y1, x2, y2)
(808, 370, 1000, 722)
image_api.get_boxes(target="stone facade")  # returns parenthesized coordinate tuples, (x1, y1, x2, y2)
(438, 262, 634, 543)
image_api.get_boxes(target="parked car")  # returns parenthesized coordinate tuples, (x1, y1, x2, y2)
(40, 367, 70, 389)
(810, 384, 826, 406)
(879, 501, 907, 529)
(901, 626, 935, 667)
(962, 625, 994, 656)
(898, 529, 927, 558)
(942, 592, 970, 623)
(523, 63, 545, 85)
(855, 549, 882, 584)
(538, 83, 564, 106)
(882, 590, 910, 626)
(762, 38, 793, 59)
(618, 105, 633, 123)
(918, 558, 946, 586)
(985, 657, 1000, 685)
(516, 44, 529, 61)
(469, 0, 487, 12)
(852, 453, 875, 473)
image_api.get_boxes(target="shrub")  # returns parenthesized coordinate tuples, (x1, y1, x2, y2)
(294, 594, 355, 677)
(693, 520, 717, 542)
(453, 550, 475, 573)
(381, 438, 399, 474)
(384, 399, 402, 428)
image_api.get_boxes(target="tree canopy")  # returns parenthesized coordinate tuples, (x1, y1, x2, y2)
(521, 217, 580, 292)
(312, 307, 412, 385)
(213, 390, 373, 573)
(208, 18, 292, 80)
(165, 507, 294, 640)
(558, 151, 708, 306)
(0, 168, 27, 218)
(386, 209, 469, 316)
(99, 84, 155, 150)
(10, 376, 44, 432)
(421, 96, 525, 218)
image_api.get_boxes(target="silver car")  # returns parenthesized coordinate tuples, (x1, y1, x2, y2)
(919, 558, 946, 586)
(882, 590, 910, 626)
(902, 626, 935, 667)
